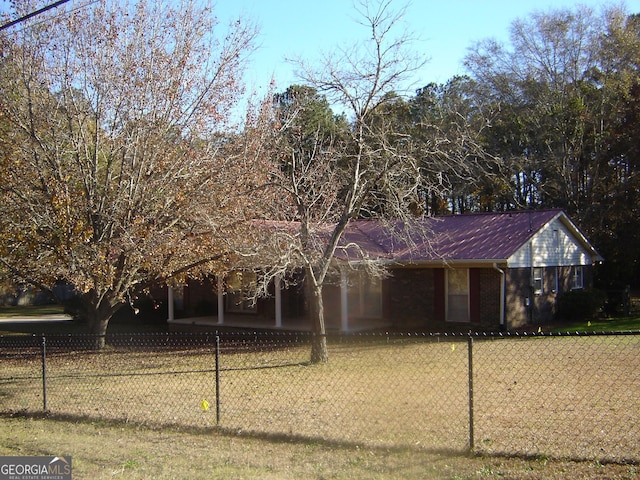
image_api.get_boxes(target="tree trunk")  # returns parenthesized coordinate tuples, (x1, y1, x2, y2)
(309, 283, 329, 364)
(83, 295, 119, 350)
(87, 313, 110, 349)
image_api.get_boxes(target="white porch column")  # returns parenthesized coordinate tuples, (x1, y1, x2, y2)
(341, 269, 349, 331)
(217, 277, 224, 325)
(167, 285, 175, 322)
(275, 275, 282, 328)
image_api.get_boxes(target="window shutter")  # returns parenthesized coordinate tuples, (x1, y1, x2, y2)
(434, 269, 445, 322)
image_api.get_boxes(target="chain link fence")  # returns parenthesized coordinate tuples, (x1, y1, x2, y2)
(0, 331, 638, 462)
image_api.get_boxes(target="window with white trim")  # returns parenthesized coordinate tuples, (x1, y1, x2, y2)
(571, 266, 584, 290)
(533, 267, 544, 295)
(446, 268, 469, 323)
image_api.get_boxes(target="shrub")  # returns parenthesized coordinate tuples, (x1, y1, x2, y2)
(556, 289, 607, 322)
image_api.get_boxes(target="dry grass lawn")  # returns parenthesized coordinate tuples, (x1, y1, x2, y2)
(1, 333, 639, 478)
(1, 415, 639, 479)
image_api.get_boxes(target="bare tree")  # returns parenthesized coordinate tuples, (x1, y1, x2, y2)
(0, 0, 261, 345)
(254, 0, 489, 363)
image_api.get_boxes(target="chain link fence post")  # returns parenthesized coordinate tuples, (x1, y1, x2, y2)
(215, 335, 220, 426)
(467, 334, 474, 452)
(41, 333, 47, 412)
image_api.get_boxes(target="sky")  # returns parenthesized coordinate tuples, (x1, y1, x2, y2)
(215, 0, 640, 98)
(1, 0, 639, 99)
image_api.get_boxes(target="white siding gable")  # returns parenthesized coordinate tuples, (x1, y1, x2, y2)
(508, 216, 594, 268)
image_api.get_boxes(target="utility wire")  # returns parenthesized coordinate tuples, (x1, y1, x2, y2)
(0, 0, 73, 32)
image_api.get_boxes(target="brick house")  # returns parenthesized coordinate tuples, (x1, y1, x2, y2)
(168, 210, 602, 331)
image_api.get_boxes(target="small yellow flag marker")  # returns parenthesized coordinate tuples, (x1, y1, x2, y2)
(200, 399, 210, 411)
(451, 344, 456, 352)
(538, 326, 542, 333)
(587, 321, 592, 327)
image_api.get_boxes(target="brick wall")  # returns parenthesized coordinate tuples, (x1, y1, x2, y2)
(505, 268, 531, 328)
(506, 265, 596, 327)
(386, 268, 435, 328)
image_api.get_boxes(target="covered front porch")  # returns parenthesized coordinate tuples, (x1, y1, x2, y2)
(165, 270, 390, 333)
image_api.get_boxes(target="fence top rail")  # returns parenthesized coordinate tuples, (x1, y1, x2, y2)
(468, 329, 640, 338)
(1, 329, 640, 345)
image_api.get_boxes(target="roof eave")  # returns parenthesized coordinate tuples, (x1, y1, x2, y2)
(373, 258, 510, 268)
(555, 212, 604, 262)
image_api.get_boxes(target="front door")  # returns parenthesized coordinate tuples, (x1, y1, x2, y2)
(446, 268, 469, 323)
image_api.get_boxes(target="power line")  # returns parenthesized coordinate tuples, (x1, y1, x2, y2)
(0, 0, 73, 32)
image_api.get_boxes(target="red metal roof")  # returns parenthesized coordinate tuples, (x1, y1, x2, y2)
(339, 209, 567, 263)
(254, 209, 601, 265)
